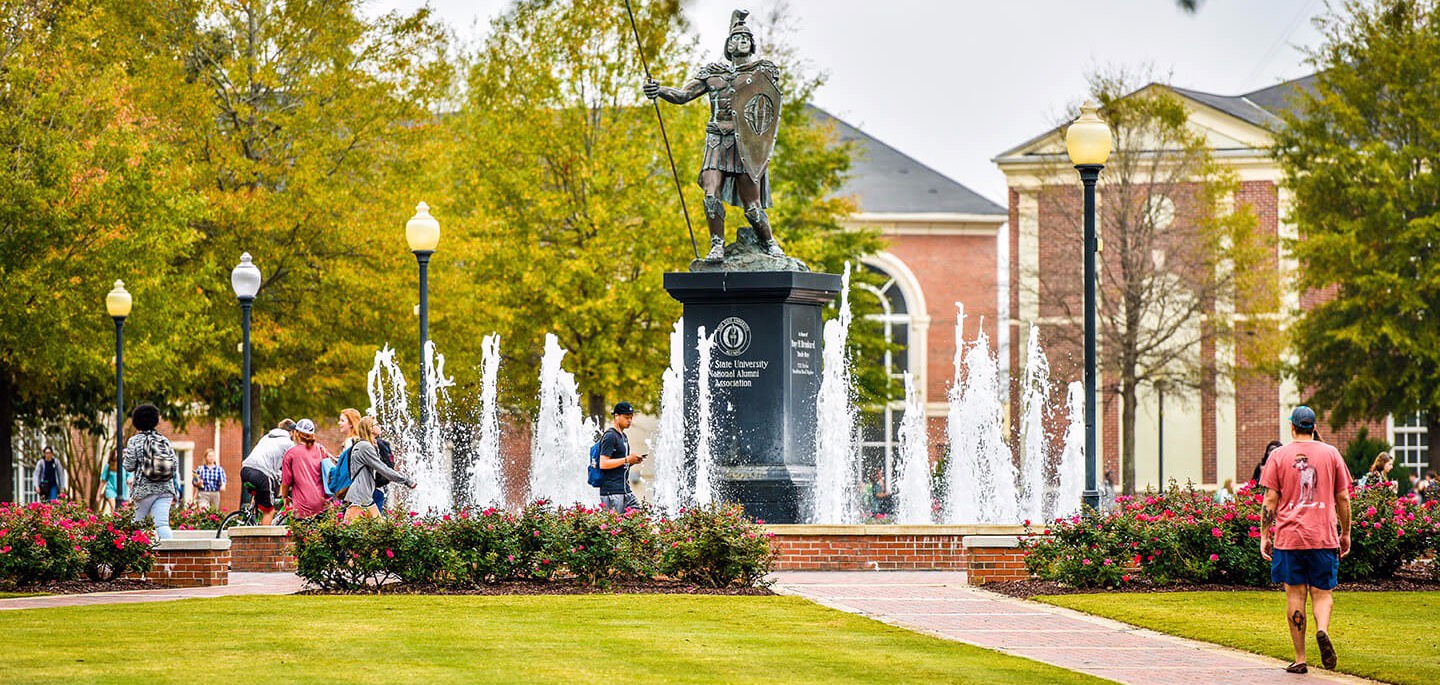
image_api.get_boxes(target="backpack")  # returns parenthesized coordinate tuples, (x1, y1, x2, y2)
(587, 428, 617, 488)
(327, 444, 357, 499)
(138, 432, 177, 483)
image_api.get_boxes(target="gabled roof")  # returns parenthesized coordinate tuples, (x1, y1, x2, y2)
(1171, 74, 1318, 129)
(992, 74, 1319, 164)
(810, 107, 1006, 216)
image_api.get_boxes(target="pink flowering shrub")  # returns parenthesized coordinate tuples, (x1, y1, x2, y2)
(169, 502, 224, 531)
(1345, 484, 1437, 581)
(0, 499, 155, 586)
(444, 507, 524, 584)
(657, 503, 775, 588)
(289, 501, 773, 591)
(1023, 482, 1439, 588)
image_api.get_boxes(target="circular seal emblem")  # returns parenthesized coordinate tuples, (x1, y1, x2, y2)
(714, 317, 752, 357)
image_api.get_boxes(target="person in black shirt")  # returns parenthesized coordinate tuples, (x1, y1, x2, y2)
(596, 402, 646, 512)
(1252, 440, 1284, 485)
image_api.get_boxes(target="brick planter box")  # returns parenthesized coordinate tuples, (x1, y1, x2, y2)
(225, 526, 295, 572)
(963, 534, 1029, 584)
(765, 525, 1026, 571)
(138, 538, 231, 587)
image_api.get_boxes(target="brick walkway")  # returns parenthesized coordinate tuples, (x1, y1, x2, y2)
(0, 572, 304, 611)
(771, 571, 1379, 685)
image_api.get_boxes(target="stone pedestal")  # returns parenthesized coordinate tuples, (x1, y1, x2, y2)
(664, 270, 842, 523)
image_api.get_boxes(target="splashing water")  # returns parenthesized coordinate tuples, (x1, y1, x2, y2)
(404, 340, 456, 513)
(894, 371, 933, 524)
(651, 319, 688, 514)
(367, 347, 419, 508)
(1055, 381, 1086, 519)
(694, 325, 716, 505)
(1018, 326, 1052, 523)
(811, 262, 860, 524)
(529, 334, 596, 506)
(944, 316, 1019, 524)
(466, 334, 505, 508)
(942, 306, 980, 523)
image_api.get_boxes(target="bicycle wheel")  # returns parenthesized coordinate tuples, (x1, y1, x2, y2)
(216, 509, 253, 537)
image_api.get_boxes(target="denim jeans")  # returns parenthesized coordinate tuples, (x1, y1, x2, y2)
(134, 493, 175, 540)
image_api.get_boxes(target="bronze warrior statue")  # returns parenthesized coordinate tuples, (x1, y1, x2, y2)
(644, 9, 785, 263)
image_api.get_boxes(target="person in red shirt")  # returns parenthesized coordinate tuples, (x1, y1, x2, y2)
(1259, 406, 1353, 674)
(280, 419, 331, 520)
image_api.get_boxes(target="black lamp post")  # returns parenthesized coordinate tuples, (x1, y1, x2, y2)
(106, 281, 132, 510)
(231, 253, 262, 507)
(406, 202, 440, 431)
(1066, 100, 1113, 512)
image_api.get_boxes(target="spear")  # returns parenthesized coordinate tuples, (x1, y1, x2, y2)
(623, 0, 699, 259)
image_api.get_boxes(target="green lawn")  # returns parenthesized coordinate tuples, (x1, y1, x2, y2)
(1040, 591, 1439, 685)
(0, 592, 45, 599)
(0, 594, 1108, 684)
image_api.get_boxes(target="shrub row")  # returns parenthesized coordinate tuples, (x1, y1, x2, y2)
(289, 501, 775, 591)
(1023, 483, 1439, 588)
(0, 499, 156, 586)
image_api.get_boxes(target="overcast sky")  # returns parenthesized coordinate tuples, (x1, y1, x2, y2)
(373, 0, 1327, 206)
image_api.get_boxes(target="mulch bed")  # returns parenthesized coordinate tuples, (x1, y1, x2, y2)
(298, 579, 775, 597)
(984, 570, 1440, 599)
(1, 578, 175, 595)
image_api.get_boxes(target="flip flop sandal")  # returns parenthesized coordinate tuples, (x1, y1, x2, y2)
(1286, 662, 1309, 674)
(1317, 631, 1337, 670)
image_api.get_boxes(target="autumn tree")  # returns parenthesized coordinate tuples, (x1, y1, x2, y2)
(0, 0, 205, 500)
(1277, 0, 1440, 442)
(120, 0, 454, 429)
(1033, 69, 1280, 493)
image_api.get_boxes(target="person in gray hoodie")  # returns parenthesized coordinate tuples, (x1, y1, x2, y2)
(241, 419, 296, 524)
(342, 415, 416, 521)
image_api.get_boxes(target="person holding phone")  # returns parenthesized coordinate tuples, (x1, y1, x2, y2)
(596, 402, 645, 512)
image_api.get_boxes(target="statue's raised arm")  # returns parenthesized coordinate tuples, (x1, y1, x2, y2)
(643, 9, 786, 264)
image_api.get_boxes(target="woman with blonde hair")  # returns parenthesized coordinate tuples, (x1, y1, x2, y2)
(341, 415, 415, 521)
(322, 408, 364, 499)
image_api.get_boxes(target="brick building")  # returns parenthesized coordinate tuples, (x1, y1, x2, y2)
(994, 75, 1425, 493)
(819, 109, 1009, 480)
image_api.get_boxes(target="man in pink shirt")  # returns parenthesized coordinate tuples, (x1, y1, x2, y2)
(279, 419, 330, 520)
(1259, 406, 1353, 674)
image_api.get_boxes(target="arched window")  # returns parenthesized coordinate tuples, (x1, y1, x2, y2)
(858, 263, 912, 517)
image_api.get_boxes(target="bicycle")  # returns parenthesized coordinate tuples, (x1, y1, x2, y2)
(216, 479, 287, 537)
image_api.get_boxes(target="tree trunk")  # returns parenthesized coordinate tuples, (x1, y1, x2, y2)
(0, 365, 15, 502)
(587, 393, 606, 425)
(1121, 380, 1138, 495)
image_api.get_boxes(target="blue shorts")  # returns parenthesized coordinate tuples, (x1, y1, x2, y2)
(1271, 548, 1339, 590)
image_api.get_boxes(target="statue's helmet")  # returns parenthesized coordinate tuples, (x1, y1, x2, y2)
(723, 9, 754, 60)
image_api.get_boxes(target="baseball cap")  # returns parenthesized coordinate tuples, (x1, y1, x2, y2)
(1289, 406, 1316, 430)
(612, 401, 635, 416)
(294, 418, 316, 435)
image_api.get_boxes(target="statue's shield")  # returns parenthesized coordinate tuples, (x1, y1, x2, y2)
(734, 70, 782, 183)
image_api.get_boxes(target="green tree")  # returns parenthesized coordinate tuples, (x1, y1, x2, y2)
(1034, 68, 1280, 493)
(436, 0, 886, 418)
(0, 0, 204, 501)
(119, 0, 453, 430)
(1276, 0, 1440, 443)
